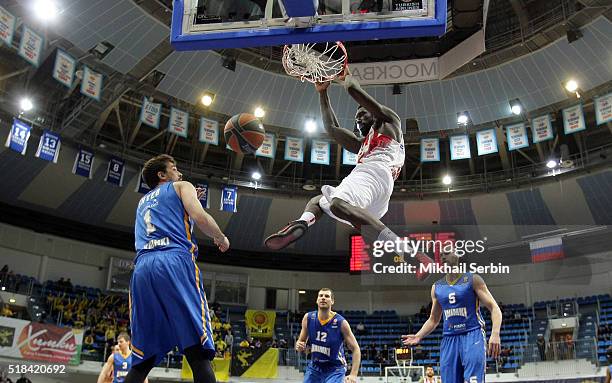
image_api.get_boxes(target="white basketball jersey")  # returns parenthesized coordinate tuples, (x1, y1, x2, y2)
(356, 129, 405, 180)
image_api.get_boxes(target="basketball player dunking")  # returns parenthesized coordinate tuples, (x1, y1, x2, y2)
(402, 251, 502, 383)
(125, 154, 230, 383)
(97, 333, 147, 383)
(296, 288, 361, 383)
(265, 69, 432, 273)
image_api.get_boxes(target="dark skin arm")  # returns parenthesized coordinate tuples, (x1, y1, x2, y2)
(316, 81, 363, 153)
(336, 68, 402, 142)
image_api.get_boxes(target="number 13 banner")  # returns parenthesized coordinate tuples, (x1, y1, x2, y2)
(220, 185, 238, 213)
(105, 157, 125, 186)
(35, 130, 61, 163)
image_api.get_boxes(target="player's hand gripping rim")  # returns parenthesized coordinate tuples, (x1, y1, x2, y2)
(401, 334, 421, 346)
(488, 332, 501, 359)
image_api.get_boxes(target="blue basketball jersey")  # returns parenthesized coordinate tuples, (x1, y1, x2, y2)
(434, 273, 485, 336)
(113, 351, 132, 383)
(307, 311, 346, 367)
(135, 182, 197, 257)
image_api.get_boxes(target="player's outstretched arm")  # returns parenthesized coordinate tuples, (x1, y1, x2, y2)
(473, 275, 502, 359)
(295, 313, 309, 352)
(341, 320, 361, 383)
(402, 285, 442, 346)
(335, 69, 400, 125)
(316, 81, 363, 153)
(175, 181, 230, 252)
(96, 354, 113, 383)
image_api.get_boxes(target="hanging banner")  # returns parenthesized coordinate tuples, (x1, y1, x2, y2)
(284, 136, 304, 162)
(135, 169, 151, 194)
(255, 133, 276, 159)
(506, 123, 529, 151)
(105, 157, 125, 186)
(0, 6, 16, 46)
(476, 129, 498, 156)
(245, 310, 276, 338)
(562, 105, 586, 135)
(310, 139, 330, 165)
(0, 317, 84, 365)
(343, 148, 358, 165)
(450, 135, 471, 160)
(594, 93, 612, 125)
(220, 185, 238, 213)
(80, 66, 103, 101)
(531, 115, 554, 143)
(18, 26, 44, 67)
(196, 182, 210, 209)
(420, 138, 440, 162)
(4, 118, 31, 155)
(139, 97, 162, 129)
(35, 130, 61, 163)
(199, 117, 219, 145)
(168, 107, 189, 138)
(72, 148, 95, 179)
(182, 356, 231, 382)
(52, 49, 77, 88)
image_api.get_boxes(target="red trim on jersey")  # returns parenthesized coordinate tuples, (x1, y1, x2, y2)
(357, 130, 395, 163)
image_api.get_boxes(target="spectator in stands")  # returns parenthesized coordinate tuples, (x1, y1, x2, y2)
(0, 368, 13, 383)
(537, 335, 546, 361)
(564, 334, 574, 359)
(215, 337, 227, 357)
(279, 338, 288, 365)
(419, 366, 436, 383)
(606, 345, 612, 363)
(1, 304, 14, 318)
(254, 339, 262, 349)
(356, 322, 366, 335)
(239, 338, 250, 349)
(224, 332, 234, 353)
(84, 333, 95, 347)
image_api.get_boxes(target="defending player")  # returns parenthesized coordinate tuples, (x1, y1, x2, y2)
(265, 70, 432, 274)
(606, 364, 611, 383)
(97, 333, 147, 383)
(295, 288, 361, 383)
(402, 251, 502, 383)
(419, 366, 438, 383)
(125, 154, 230, 383)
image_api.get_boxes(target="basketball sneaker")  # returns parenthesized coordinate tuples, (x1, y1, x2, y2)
(264, 220, 308, 250)
(415, 252, 434, 281)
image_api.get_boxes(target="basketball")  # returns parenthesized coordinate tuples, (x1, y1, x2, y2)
(224, 113, 265, 154)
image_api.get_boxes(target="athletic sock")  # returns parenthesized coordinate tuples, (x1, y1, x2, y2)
(299, 212, 316, 227)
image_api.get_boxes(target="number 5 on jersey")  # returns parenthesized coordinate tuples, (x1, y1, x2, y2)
(449, 292, 456, 304)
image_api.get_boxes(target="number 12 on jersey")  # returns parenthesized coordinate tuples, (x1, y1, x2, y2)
(316, 331, 327, 342)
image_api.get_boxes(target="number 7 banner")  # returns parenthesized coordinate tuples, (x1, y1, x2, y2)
(220, 185, 237, 213)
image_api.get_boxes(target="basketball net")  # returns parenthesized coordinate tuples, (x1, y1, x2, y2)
(282, 41, 348, 83)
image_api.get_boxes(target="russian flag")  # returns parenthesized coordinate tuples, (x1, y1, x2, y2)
(529, 237, 564, 263)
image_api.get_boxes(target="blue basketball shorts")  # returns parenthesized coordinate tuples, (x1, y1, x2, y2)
(129, 250, 214, 366)
(440, 328, 487, 383)
(304, 362, 346, 383)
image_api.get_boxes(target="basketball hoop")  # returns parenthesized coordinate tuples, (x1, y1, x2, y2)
(282, 41, 348, 83)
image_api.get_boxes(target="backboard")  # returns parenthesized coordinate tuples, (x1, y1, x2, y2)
(171, 0, 447, 51)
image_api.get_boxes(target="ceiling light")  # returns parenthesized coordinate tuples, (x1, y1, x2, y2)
(20, 97, 33, 112)
(442, 175, 452, 185)
(33, 0, 59, 21)
(457, 112, 469, 126)
(546, 160, 558, 169)
(9, 298, 16, 303)
(298, 290, 306, 294)
(305, 119, 317, 133)
(251, 171, 262, 180)
(254, 107, 265, 118)
(564, 80, 578, 93)
(509, 99, 522, 115)
(201, 93, 214, 107)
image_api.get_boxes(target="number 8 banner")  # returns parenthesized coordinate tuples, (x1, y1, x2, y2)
(105, 157, 125, 186)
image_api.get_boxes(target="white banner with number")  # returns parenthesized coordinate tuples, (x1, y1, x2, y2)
(284, 136, 304, 162)
(562, 104, 586, 135)
(199, 117, 219, 144)
(18, 26, 44, 67)
(450, 135, 471, 160)
(80, 66, 103, 101)
(256, 133, 276, 159)
(506, 123, 529, 151)
(420, 138, 440, 162)
(140, 97, 162, 129)
(168, 107, 189, 138)
(343, 148, 358, 165)
(310, 139, 330, 165)
(476, 129, 498, 155)
(595, 93, 612, 125)
(52, 49, 77, 88)
(531, 115, 554, 143)
(0, 6, 16, 46)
